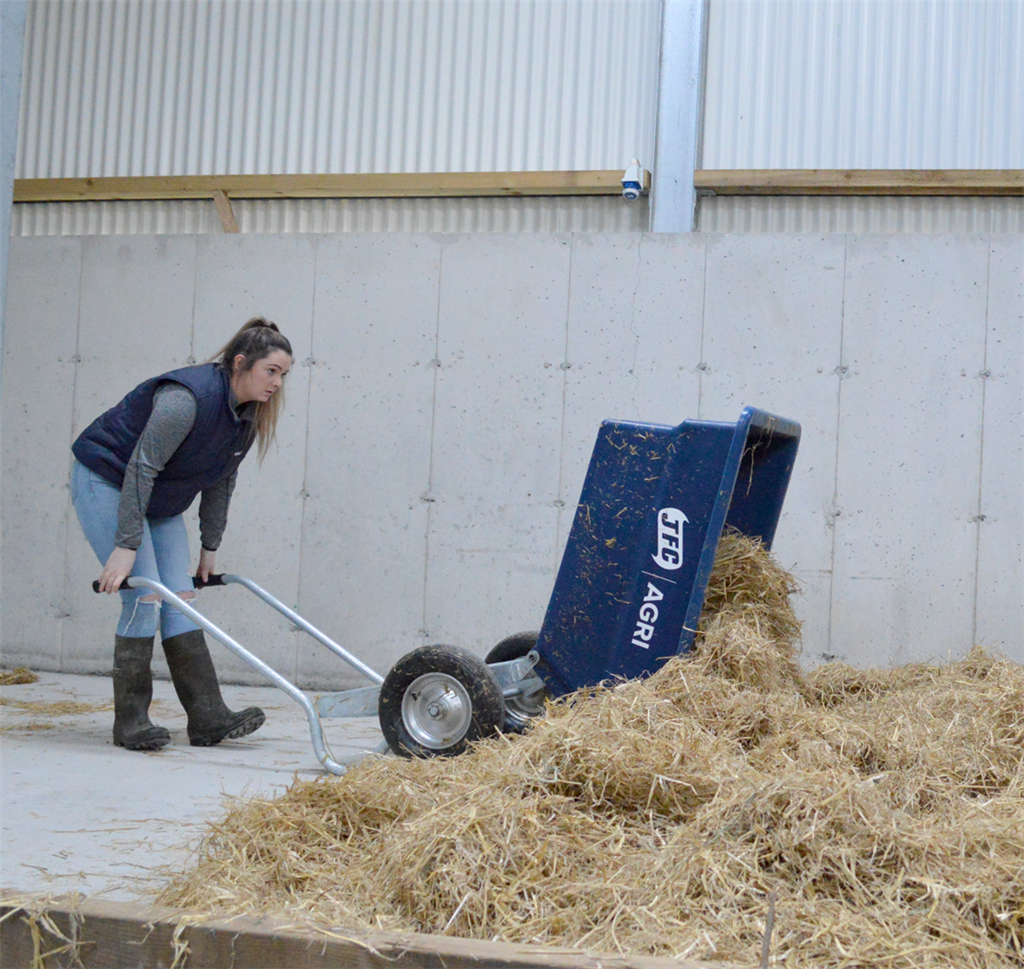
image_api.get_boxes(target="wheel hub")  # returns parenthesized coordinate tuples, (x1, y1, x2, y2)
(507, 684, 547, 722)
(402, 672, 473, 749)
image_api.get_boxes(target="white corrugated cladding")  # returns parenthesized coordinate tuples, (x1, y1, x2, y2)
(15, 0, 661, 176)
(698, 195, 1022, 233)
(14, 0, 661, 234)
(13, 195, 651, 235)
(13, 0, 1023, 235)
(699, 0, 1023, 233)
(702, 0, 1023, 168)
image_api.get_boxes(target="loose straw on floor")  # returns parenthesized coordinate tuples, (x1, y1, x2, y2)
(157, 531, 1024, 969)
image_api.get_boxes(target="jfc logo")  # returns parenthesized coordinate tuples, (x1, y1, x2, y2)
(652, 507, 688, 571)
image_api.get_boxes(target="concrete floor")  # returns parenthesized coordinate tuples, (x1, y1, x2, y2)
(0, 670, 382, 902)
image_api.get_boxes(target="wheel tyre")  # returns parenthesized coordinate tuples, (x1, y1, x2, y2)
(378, 645, 506, 758)
(485, 631, 548, 734)
(485, 631, 541, 664)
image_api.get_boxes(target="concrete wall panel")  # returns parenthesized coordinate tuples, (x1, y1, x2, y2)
(700, 234, 848, 662)
(833, 235, 991, 666)
(1, 238, 81, 669)
(561, 234, 705, 559)
(2, 232, 1019, 689)
(182, 235, 318, 683)
(426, 235, 571, 652)
(298, 235, 441, 687)
(65, 236, 199, 672)
(976, 235, 1024, 660)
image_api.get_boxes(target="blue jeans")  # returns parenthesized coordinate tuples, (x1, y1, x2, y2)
(70, 460, 199, 639)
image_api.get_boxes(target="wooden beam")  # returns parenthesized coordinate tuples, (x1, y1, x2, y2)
(0, 895, 714, 969)
(694, 169, 1023, 197)
(12, 170, 1019, 204)
(212, 188, 240, 232)
(13, 170, 650, 203)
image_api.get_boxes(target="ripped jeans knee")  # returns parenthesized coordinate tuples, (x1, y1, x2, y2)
(119, 589, 199, 640)
(71, 462, 200, 639)
(139, 590, 193, 603)
(160, 589, 200, 641)
(117, 593, 160, 638)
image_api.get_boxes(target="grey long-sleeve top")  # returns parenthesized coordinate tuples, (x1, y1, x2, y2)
(115, 383, 254, 551)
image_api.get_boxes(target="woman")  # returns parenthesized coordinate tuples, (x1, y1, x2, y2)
(70, 318, 293, 751)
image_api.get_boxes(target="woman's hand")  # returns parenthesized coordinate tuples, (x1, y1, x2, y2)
(99, 546, 137, 593)
(197, 547, 216, 583)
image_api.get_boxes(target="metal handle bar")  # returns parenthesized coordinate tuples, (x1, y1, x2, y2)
(93, 573, 226, 593)
(94, 575, 350, 775)
(94, 574, 383, 685)
(218, 575, 385, 686)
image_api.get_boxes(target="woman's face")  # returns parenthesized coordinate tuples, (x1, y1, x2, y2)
(232, 350, 292, 404)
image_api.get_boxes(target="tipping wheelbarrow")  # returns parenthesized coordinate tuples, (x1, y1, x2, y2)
(99, 406, 799, 772)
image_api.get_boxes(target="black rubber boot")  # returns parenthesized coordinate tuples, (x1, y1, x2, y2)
(162, 629, 265, 746)
(112, 635, 171, 750)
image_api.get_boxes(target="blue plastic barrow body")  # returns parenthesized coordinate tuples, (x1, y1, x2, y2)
(532, 406, 801, 698)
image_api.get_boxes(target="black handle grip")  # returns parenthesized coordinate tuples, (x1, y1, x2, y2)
(193, 573, 226, 588)
(92, 574, 226, 593)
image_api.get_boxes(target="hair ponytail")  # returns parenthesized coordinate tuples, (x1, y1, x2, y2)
(210, 317, 293, 462)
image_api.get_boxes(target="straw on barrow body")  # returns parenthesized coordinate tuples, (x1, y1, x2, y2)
(158, 531, 1024, 969)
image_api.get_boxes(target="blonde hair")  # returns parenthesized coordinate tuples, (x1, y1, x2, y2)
(210, 317, 293, 462)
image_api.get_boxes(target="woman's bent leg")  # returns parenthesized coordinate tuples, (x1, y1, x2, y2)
(147, 514, 200, 640)
(161, 628, 266, 746)
(146, 512, 266, 745)
(70, 461, 159, 638)
(70, 461, 169, 749)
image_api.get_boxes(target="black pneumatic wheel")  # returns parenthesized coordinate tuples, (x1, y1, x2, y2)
(378, 645, 506, 758)
(486, 631, 548, 733)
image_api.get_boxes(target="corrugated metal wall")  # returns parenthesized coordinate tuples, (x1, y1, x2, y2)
(12, 0, 1023, 235)
(18, 194, 1018, 238)
(698, 196, 1024, 234)
(702, 0, 1023, 169)
(12, 196, 651, 236)
(16, 0, 661, 176)
(696, 0, 1023, 233)
(14, 0, 661, 234)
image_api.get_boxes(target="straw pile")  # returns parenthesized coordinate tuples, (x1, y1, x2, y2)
(158, 531, 1024, 968)
(0, 693, 113, 733)
(0, 667, 39, 685)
